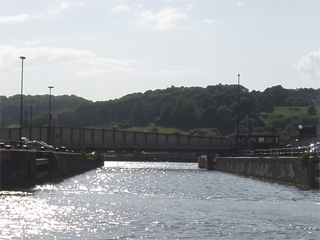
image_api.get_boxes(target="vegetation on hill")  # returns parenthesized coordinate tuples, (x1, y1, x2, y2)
(1, 85, 319, 146)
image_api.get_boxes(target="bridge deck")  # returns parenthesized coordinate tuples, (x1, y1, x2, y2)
(0, 127, 230, 153)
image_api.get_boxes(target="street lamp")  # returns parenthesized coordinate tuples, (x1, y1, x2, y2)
(146, 107, 151, 132)
(19, 56, 26, 141)
(298, 125, 303, 149)
(28, 104, 35, 139)
(27, 104, 35, 128)
(24, 110, 28, 127)
(48, 86, 54, 144)
(236, 74, 240, 149)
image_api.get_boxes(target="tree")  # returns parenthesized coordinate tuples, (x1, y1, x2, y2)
(172, 97, 196, 128)
(199, 106, 218, 128)
(130, 100, 146, 125)
(1, 84, 319, 143)
(257, 97, 273, 113)
(239, 93, 256, 115)
(267, 85, 289, 107)
(307, 105, 316, 116)
(158, 101, 175, 127)
(201, 95, 214, 109)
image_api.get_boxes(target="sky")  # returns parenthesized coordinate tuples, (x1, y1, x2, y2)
(0, 0, 319, 102)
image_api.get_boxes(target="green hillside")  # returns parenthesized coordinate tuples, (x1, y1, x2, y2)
(1, 85, 319, 146)
(260, 107, 318, 124)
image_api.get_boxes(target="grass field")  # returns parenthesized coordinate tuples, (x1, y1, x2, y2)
(273, 107, 311, 117)
(126, 106, 319, 135)
(259, 106, 319, 125)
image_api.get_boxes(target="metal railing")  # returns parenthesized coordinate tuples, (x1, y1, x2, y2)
(237, 147, 318, 157)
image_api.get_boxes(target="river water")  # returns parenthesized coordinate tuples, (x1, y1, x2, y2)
(0, 161, 319, 239)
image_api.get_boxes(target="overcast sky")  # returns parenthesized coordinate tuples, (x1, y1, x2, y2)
(1, 0, 319, 101)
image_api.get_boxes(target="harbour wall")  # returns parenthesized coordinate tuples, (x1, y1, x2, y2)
(199, 155, 320, 188)
(0, 150, 105, 190)
(105, 154, 198, 163)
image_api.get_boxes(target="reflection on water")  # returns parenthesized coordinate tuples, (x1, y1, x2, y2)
(0, 161, 319, 239)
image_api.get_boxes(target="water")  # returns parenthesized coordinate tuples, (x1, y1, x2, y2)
(0, 161, 319, 239)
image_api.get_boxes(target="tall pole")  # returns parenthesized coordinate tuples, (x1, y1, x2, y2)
(28, 104, 35, 128)
(236, 74, 240, 149)
(24, 111, 28, 127)
(109, 103, 112, 127)
(19, 56, 26, 141)
(146, 107, 151, 132)
(48, 86, 54, 144)
(96, 108, 99, 127)
(146, 108, 151, 124)
(316, 88, 320, 157)
(28, 104, 35, 140)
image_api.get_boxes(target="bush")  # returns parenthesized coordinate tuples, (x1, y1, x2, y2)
(118, 120, 133, 129)
(297, 152, 309, 169)
(307, 105, 316, 116)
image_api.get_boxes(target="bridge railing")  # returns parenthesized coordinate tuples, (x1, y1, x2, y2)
(236, 147, 309, 157)
(0, 127, 230, 152)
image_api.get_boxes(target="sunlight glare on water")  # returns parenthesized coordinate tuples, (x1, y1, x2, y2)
(0, 161, 319, 239)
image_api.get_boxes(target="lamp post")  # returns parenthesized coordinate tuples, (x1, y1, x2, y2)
(19, 56, 26, 141)
(298, 125, 303, 149)
(24, 111, 28, 127)
(236, 74, 240, 149)
(28, 104, 35, 128)
(28, 104, 35, 140)
(146, 107, 151, 132)
(48, 86, 54, 144)
(109, 103, 112, 127)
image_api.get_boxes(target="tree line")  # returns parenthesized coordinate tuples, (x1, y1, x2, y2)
(1, 84, 319, 145)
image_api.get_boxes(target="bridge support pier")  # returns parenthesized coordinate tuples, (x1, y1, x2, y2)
(198, 155, 215, 170)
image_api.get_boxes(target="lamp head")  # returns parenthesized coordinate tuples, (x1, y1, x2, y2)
(20, 56, 26, 60)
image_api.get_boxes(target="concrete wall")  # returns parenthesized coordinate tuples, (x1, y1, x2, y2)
(147, 133, 156, 146)
(47, 152, 104, 182)
(0, 150, 37, 189)
(158, 135, 167, 147)
(0, 150, 104, 190)
(198, 155, 207, 169)
(125, 132, 135, 146)
(198, 155, 215, 170)
(93, 129, 103, 146)
(214, 156, 320, 188)
(106, 154, 198, 163)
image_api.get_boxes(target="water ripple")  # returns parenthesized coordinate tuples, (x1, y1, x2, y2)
(0, 161, 319, 239)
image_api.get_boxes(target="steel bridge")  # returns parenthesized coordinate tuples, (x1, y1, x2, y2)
(0, 127, 230, 153)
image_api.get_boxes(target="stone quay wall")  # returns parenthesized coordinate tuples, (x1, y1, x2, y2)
(213, 156, 319, 188)
(0, 150, 105, 190)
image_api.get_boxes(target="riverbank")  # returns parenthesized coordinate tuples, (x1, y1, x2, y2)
(0, 150, 105, 190)
(104, 153, 198, 163)
(199, 155, 320, 188)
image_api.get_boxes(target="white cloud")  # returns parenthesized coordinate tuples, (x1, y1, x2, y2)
(295, 50, 320, 79)
(136, 7, 188, 30)
(0, 45, 194, 80)
(187, 3, 194, 10)
(0, 2, 85, 22)
(24, 39, 52, 46)
(159, 66, 195, 75)
(48, 2, 85, 17)
(112, 5, 131, 12)
(235, 1, 245, 6)
(204, 19, 214, 24)
(0, 14, 40, 23)
(0, 45, 137, 76)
